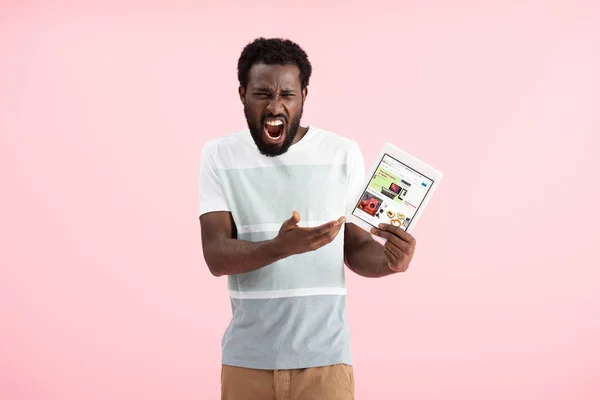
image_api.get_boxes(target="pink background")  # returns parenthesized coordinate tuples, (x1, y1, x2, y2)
(1, 1, 599, 399)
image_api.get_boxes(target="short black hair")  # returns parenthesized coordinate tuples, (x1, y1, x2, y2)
(237, 37, 312, 90)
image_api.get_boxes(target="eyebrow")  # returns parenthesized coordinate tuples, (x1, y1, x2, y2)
(251, 87, 296, 93)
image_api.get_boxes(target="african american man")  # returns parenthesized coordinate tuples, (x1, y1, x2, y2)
(198, 37, 417, 400)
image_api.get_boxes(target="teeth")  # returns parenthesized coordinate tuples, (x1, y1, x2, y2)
(265, 120, 283, 126)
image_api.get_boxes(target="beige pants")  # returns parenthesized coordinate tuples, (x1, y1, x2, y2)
(221, 363, 355, 400)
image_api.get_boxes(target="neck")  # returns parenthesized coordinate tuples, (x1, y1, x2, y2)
(292, 125, 309, 145)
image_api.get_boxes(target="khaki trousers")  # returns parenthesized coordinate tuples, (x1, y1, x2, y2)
(221, 363, 354, 400)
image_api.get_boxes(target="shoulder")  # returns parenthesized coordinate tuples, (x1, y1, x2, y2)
(310, 126, 357, 148)
(200, 129, 255, 168)
(201, 129, 251, 154)
(309, 126, 362, 159)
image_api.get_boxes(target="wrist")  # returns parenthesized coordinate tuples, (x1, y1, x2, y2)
(268, 235, 292, 261)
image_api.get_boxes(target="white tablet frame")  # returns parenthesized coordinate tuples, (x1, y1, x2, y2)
(346, 142, 443, 236)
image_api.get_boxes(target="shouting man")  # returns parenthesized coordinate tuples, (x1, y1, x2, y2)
(198, 37, 417, 400)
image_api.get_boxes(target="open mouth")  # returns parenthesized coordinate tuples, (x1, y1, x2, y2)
(263, 118, 285, 144)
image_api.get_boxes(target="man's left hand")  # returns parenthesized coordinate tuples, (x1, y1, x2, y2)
(370, 223, 416, 272)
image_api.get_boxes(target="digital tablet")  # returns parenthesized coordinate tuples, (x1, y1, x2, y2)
(346, 142, 443, 236)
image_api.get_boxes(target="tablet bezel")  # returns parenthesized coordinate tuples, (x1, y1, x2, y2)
(346, 142, 443, 236)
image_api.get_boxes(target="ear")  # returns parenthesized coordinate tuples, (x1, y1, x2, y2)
(302, 87, 308, 104)
(238, 86, 246, 105)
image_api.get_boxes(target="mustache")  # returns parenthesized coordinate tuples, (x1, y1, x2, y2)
(261, 113, 288, 124)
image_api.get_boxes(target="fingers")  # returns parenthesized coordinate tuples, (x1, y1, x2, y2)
(376, 223, 415, 245)
(384, 240, 402, 259)
(370, 224, 416, 248)
(313, 216, 346, 235)
(279, 214, 346, 255)
(384, 248, 407, 272)
(383, 247, 396, 266)
(303, 216, 346, 250)
(315, 220, 343, 244)
(370, 228, 409, 252)
(373, 224, 414, 272)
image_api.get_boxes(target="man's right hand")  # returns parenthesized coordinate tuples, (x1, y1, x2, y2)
(274, 211, 346, 256)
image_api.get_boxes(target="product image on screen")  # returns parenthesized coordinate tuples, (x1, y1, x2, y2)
(352, 154, 434, 231)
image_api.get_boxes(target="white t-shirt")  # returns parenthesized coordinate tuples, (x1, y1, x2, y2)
(198, 125, 365, 369)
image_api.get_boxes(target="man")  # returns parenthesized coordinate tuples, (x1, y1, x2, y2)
(198, 37, 417, 400)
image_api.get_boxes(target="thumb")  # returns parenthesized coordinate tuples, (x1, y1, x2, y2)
(281, 210, 300, 231)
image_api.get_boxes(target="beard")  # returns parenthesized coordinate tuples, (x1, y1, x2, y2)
(245, 105, 303, 157)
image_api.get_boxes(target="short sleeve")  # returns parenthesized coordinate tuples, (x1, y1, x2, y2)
(346, 140, 366, 213)
(198, 141, 231, 216)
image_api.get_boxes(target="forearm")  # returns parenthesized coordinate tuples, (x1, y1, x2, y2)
(345, 239, 396, 278)
(204, 237, 288, 276)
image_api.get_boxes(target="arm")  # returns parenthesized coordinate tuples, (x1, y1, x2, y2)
(343, 222, 416, 277)
(343, 142, 400, 277)
(200, 211, 288, 277)
(200, 210, 346, 277)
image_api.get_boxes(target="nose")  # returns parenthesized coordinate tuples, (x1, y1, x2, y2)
(266, 96, 284, 115)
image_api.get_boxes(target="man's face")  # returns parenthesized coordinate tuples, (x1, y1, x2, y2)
(240, 63, 307, 157)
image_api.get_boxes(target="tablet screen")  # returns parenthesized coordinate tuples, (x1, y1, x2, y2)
(351, 153, 435, 231)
